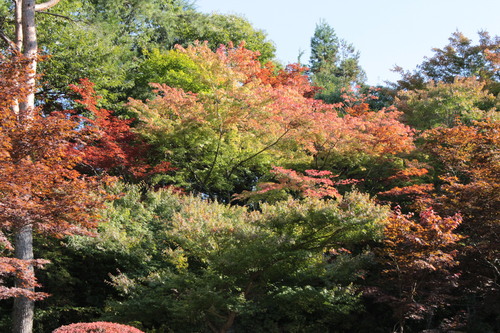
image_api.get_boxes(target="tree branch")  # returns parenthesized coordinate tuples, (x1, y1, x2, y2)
(35, 10, 74, 21)
(202, 122, 224, 190)
(226, 128, 291, 180)
(0, 30, 18, 51)
(34, 0, 62, 11)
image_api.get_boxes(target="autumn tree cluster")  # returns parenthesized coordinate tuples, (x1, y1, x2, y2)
(0, 1, 499, 332)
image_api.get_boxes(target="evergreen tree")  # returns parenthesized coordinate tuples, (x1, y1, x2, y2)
(309, 20, 366, 104)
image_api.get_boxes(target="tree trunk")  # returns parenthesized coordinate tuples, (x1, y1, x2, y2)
(14, 0, 23, 51)
(10, 1, 62, 331)
(12, 225, 34, 333)
(19, 0, 37, 121)
(12, 1, 36, 331)
(12, 1, 37, 331)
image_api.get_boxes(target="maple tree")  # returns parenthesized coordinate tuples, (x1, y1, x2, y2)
(0, 53, 107, 332)
(129, 42, 329, 200)
(129, 42, 416, 200)
(376, 208, 462, 332)
(69, 78, 173, 181)
(1, 1, 66, 331)
(420, 120, 500, 324)
(374, 119, 499, 330)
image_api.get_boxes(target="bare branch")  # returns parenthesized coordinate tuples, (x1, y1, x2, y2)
(0, 30, 18, 51)
(35, 10, 74, 21)
(34, 0, 62, 11)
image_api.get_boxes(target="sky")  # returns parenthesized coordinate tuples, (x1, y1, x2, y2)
(195, 0, 500, 86)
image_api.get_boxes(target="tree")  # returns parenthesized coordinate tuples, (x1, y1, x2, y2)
(69, 78, 173, 181)
(164, 11, 276, 63)
(309, 20, 366, 104)
(377, 208, 462, 332)
(379, 120, 500, 330)
(0, 52, 105, 333)
(392, 31, 500, 95)
(1, 0, 276, 107)
(421, 121, 500, 328)
(35, 0, 195, 106)
(95, 186, 389, 332)
(2, 2, 64, 332)
(130, 42, 416, 200)
(395, 77, 498, 130)
(129, 42, 329, 200)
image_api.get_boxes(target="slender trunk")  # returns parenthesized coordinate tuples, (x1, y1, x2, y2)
(14, 0, 23, 51)
(219, 312, 236, 333)
(11, 0, 23, 115)
(19, 0, 37, 121)
(12, 1, 37, 332)
(11, 0, 61, 330)
(12, 225, 34, 333)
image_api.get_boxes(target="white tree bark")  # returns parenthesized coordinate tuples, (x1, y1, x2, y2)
(18, 0, 36, 121)
(14, 0, 23, 51)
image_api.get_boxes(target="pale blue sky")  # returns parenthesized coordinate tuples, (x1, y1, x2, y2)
(195, 0, 500, 86)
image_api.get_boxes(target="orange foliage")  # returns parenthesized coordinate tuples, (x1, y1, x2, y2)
(0, 55, 108, 300)
(384, 208, 462, 273)
(421, 120, 500, 295)
(309, 106, 415, 160)
(0, 257, 49, 300)
(379, 207, 462, 325)
(128, 43, 416, 200)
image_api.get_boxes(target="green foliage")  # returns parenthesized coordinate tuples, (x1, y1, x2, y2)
(133, 48, 210, 100)
(419, 31, 500, 89)
(168, 12, 276, 63)
(392, 31, 500, 96)
(0, 0, 275, 108)
(68, 182, 181, 276)
(396, 77, 498, 130)
(309, 20, 366, 104)
(129, 43, 319, 200)
(94, 185, 389, 332)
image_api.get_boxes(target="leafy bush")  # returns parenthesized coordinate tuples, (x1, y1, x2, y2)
(53, 321, 144, 333)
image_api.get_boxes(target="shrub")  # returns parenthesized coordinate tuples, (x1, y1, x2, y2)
(53, 321, 144, 333)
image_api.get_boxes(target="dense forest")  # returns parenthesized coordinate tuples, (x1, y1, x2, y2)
(0, 1, 499, 332)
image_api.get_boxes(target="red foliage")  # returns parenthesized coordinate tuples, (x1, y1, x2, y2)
(0, 55, 108, 300)
(235, 166, 358, 201)
(0, 257, 49, 300)
(70, 79, 173, 180)
(53, 321, 144, 333)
